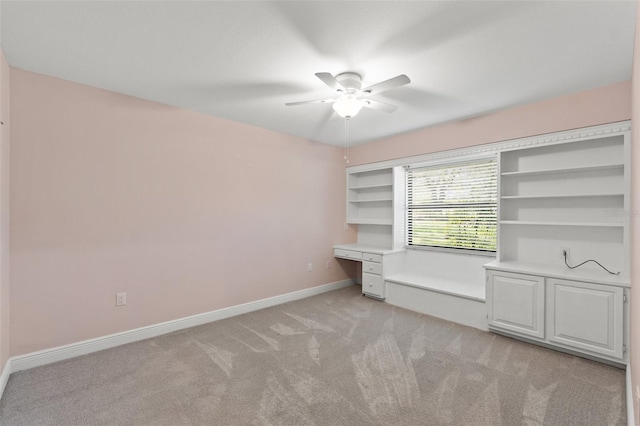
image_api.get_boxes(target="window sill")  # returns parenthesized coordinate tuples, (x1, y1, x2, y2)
(405, 245, 496, 257)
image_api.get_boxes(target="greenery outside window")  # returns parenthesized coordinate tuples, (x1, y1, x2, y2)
(407, 158, 497, 253)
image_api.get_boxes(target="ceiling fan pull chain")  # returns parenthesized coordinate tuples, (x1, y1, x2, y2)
(344, 118, 350, 164)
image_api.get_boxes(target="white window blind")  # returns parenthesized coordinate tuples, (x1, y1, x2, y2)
(407, 158, 497, 252)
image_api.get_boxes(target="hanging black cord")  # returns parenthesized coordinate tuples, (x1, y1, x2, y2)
(563, 251, 619, 275)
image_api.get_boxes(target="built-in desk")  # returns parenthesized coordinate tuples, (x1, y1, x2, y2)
(333, 244, 404, 300)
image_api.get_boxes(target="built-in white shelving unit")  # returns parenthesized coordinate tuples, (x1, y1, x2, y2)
(334, 165, 406, 300)
(346, 166, 405, 250)
(486, 123, 631, 365)
(496, 133, 629, 275)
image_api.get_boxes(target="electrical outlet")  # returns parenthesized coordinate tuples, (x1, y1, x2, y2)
(116, 292, 127, 306)
(307, 263, 313, 272)
(326, 260, 330, 269)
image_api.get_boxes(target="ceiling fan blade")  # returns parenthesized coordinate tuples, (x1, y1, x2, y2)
(285, 98, 337, 106)
(361, 74, 410, 95)
(315, 72, 344, 91)
(362, 99, 398, 113)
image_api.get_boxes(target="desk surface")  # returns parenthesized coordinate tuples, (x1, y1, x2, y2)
(333, 243, 405, 256)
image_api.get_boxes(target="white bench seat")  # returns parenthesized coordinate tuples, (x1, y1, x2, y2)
(382, 251, 492, 330)
(385, 272, 485, 302)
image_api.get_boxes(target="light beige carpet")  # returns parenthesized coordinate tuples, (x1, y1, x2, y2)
(0, 285, 626, 425)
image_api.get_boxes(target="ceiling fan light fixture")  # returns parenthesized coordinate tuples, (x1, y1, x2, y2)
(332, 94, 364, 119)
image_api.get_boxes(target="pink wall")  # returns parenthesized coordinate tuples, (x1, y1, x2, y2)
(349, 81, 631, 166)
(631, 4, 640, 423)
(0, 50, 10, 368)
(9, 69, 356, 356)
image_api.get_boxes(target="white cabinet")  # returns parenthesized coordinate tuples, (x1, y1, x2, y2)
(487, 271, 544, 339)
(547, 278, 624, 359)
(486, 124, 630, 365)
(485, 265, 628, 364)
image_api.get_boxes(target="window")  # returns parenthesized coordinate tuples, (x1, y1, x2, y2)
(407, 158, 497, 253)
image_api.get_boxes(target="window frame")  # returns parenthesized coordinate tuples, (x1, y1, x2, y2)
(405, 155, 498, 256)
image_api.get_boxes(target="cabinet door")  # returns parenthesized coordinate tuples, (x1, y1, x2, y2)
(362, 273, 384, 299)
(487, 271, 545, 339)
(547, 278, 624, 359)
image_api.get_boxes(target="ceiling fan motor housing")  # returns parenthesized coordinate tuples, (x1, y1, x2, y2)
(285, 71, 408, 116)
(335, 72, 362, 92)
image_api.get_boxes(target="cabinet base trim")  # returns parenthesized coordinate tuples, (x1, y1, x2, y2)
(363, 293, 385, 301)
(489, 329, 626, 368)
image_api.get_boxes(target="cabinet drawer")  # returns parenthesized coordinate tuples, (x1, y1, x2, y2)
(362, 273, 384, 298)
(363, 261, 382, 275)
(362, 253, 382, 263)
(334, 249, 362, 261)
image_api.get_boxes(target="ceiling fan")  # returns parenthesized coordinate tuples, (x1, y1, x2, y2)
(285, 72, 411, 119)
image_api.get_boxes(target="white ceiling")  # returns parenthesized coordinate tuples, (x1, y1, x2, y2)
(1, 1, 637, 147)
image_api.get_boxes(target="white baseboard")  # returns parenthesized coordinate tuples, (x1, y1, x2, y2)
(628, 364, 636, 426)
(0, 358, 10, 400)
(7, 279, 354, 376)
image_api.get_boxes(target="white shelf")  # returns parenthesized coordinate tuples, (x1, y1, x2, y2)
(349, 183, 393, 190)
(347, 218, 393, 226)
(348, 198, 393, 203)
(501, 163, 623, 177)
(500, 220, 623, 228)
(501, 193, 624, 200)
